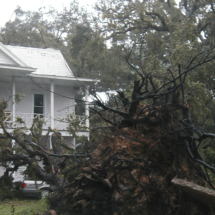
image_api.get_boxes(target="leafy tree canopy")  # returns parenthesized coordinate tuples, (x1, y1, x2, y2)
(1, 0, 215, 124)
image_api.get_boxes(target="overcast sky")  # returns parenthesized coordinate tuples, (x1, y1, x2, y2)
(0, 0, 97, 27)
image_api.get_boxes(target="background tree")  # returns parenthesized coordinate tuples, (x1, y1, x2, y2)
(0, 1, 87, 48)
(94, 0, 215, 122)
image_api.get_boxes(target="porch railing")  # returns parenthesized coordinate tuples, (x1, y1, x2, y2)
(3, 113, 86, 131)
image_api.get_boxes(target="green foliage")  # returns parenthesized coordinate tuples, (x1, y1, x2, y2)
(66, 114, 86, 137)
(0, 199, 49, 215)
(16, 198, 48, 215)
(186, 81, 214, 125)
(0, 99, 8, 123)
(1, 0, 215, 97)
(14, 93, 25, 105)
(0, 2, 83, 49)
(94, 0, 215, 127)
(15, 117, 25, 125)
(30, 117, 45, 144)
(0, 176, 14, 201)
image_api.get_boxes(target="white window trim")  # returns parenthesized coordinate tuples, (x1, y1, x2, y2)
(32, 92, 46, 116)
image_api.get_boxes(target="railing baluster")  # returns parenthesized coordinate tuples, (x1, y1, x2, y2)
(3, 113, 86, 130)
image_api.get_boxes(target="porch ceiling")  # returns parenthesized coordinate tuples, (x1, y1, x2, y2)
(0, 65, 36, 79)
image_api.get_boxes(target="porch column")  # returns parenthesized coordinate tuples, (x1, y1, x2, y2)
(12, 77, 16, 122)
(85, 86, 89, 128)
(50, 80, 54, 129)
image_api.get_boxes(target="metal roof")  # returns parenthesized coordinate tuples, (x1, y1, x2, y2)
(5, 45, 74, 77)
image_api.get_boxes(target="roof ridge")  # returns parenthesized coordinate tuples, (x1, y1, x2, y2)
(5, 45, 60, 52)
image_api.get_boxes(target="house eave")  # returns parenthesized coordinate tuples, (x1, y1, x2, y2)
(0, 64, 37, 72)
(28, 74, 99, 84)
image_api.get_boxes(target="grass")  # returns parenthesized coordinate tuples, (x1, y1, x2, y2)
(0, 198, 49, 215)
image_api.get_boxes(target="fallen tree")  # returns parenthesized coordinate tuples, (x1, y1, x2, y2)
(1, 46, 215, 214)
(48, 46, 215, 215)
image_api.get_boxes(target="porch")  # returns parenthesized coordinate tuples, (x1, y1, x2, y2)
(3, 113, 86, 131)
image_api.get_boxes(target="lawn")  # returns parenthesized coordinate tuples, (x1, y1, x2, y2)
(0, 198, 49, 215)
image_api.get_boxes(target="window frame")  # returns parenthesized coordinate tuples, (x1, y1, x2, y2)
(33, 93, 45, 116)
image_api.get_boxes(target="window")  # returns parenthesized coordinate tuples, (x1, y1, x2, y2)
(34, 94, 44, 115)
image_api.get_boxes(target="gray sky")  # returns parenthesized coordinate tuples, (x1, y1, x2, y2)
(0, 0, 97, 27)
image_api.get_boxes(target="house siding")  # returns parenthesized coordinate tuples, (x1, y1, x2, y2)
(0, 81, 12, 112)
(54, 85, 75, 116)
(15, 82, 50, 115)
(14, 80, 75, 130)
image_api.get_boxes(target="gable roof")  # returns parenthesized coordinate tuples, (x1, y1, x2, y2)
(0, 43, 29, 67)
(0, 49, 18, 66)
(5, 45, 74, 77)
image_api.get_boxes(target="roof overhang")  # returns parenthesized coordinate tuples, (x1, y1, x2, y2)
(0, 64, 37, 77)
(27, 74, 99, 87)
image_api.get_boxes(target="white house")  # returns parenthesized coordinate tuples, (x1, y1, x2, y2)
(0, 43, 96, 179)
(0, 42, 95, 148)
